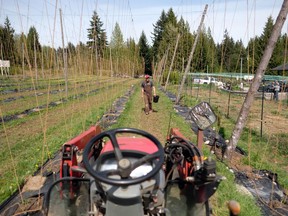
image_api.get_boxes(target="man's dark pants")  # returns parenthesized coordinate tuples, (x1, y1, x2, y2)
(144, 93, 152, 113)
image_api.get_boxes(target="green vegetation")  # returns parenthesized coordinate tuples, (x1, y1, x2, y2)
(0, 2, 287, 214)
(1, 75, 287, 215)
(111, 84, 197, 143)
(0, 76, 139, 203)
(167, 84, 288, 189)
(213, 163, 262, 216)
(111, 84, 262, 216)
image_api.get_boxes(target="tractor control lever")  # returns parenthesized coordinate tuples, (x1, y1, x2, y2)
(228, 200, 241, 216)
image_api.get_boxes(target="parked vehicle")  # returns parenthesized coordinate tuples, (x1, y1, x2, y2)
(258, 80, 288, 92)
(193, 76, 223, 87)
(257, 82, 275, 92)
(243, 75, 254, 81)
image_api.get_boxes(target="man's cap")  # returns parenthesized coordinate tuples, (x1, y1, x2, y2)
(145, 75, 150, 79)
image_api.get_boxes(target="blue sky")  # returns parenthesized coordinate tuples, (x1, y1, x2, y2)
(0, 0, 286, 48)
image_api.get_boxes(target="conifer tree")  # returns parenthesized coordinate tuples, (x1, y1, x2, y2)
(87, 11, 107, 57)
(151, 10, 167, 62)
(26, 26, 41, 67)
(110, 22, 124, 49)
(138, 31, 151, 74)
(1, 17, 16, 64)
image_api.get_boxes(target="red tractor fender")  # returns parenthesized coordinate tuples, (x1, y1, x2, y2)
(60, 125, 102, 178)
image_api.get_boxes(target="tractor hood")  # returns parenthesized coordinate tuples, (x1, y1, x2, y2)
(101, 137, 159, 154)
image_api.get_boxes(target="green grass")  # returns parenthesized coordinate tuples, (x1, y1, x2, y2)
(111, 84, 262, 216)
(0, 78, 284, 215)
(180, 85, 288, 188)
(164, 83, 288, 214)
(0, 78, 126, 116)
(111, 84, 197, 143)
(212, 161, 262, 216)
(0, 78, 139, 203)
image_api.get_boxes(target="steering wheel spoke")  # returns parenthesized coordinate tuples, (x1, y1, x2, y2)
(130, 152, 161, 171)
(106, 131, 123, 161)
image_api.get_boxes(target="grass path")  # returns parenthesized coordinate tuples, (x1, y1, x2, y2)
(111, 83, 262, 216)
(111, 84, 197, 144)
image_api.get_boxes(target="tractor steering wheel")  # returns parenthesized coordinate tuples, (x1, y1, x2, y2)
(83, 128, 164, 186)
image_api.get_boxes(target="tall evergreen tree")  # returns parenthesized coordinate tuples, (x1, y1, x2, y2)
(247, 36, 261, 74)
(194, 29, 209, 72)
(110, 22, 124, 49)
(206, 27, 219, 72)
(217, 29, 235, 72)
(109, 23, 129, 76)
(13, 33, 25, 65)
(66, 42, 76, 65)
(87, 11, 107, 57)
(126, 37, 142, 76)
(232, 39, 246, 73)
(1, 17, 16, 64)
(138, 31, 151, 75)
(157, 8, 178, 69)
(259, 16, 275, 72)
(259, 16, 274, 52)
(272, 33, 288, 75)
(165, 8, 178, 26)
(247, 16, 276, 74)
(176, 18, 193, 72)
(26, 26, 41, 67)
(110, 22, 125, 72)
(151, 10, 167, 61)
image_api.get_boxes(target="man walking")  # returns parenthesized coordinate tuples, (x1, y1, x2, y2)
(141, 75, 156, 115)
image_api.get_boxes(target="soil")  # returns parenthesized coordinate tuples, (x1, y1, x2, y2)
(22, 176, 47, 192)
(208, 89, 288, 135)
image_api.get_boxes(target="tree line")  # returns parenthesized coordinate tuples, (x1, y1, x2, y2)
(0, 8, 287, 79)
(149, 9, 287, 80)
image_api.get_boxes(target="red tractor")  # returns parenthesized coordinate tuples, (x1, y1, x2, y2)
(42, 102, 233, 216)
